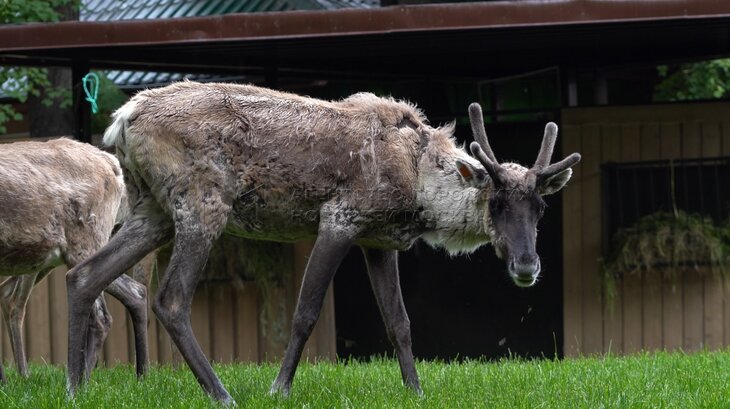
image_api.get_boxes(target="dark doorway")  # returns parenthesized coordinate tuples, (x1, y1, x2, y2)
(334, 121, 565, 361)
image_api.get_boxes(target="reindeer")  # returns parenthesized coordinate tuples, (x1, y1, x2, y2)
(0, 138, 151, 382)
(64, 81, 580, 404)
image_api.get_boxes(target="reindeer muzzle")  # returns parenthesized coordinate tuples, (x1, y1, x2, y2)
(508, 257, 541, 287)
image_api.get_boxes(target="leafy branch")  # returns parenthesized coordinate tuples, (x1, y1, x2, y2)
(0, 0, 78, 134)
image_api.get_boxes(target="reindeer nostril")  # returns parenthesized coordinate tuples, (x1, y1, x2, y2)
(519, 254, 539, 266)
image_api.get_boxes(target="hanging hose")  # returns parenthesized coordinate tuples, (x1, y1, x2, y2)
(82, 72, 99, 114)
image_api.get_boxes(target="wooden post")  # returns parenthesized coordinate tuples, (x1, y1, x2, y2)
(71, 63, 92, 143)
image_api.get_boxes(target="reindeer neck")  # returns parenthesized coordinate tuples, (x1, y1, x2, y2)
(416, 152, 493, 256)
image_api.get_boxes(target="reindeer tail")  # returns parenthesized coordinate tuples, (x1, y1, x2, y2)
(103, 99, 138, 148)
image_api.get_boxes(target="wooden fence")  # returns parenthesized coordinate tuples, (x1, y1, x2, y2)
(0, 227, 335, 368)
(562, 102, 730, 356)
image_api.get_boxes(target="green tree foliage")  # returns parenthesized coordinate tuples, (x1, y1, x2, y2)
(0, 0, 76, 134)
(91, 72, 129, 134)
(654, 59, 730, 102)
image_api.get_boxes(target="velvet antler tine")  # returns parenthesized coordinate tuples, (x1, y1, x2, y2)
(533, 122, 558, 170)
(468, 103, 498, 163)
(536, 152, 582, 181)
(470, 142, 505, 185)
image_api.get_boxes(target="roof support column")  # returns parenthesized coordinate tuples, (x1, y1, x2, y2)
(561, 67, 578, 108)
(594, 68, 608, 105)
(72, 62, 92, 144)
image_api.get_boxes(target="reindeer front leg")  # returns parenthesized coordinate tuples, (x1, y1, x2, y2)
(66, 216, 171, 395)
(361, 248, 421, 394)
(271, 212, 357, 396)
(0, 272, 41, 378)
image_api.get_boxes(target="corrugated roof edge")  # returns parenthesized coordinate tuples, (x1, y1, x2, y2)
(80, 0, 376, 88)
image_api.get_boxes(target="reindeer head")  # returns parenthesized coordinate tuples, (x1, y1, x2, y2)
(455, 103, 581, 287)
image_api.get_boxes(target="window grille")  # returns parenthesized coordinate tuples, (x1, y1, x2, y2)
(601, 156, 730, 253)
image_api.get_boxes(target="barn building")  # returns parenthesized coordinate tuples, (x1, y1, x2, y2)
(1, 0, 730, 367)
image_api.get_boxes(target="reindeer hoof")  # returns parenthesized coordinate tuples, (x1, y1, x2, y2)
(220, 395, 237, 407)
(269, 381, 291, 398)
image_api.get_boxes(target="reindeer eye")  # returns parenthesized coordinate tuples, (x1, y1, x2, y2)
(531, 195, 547, 218)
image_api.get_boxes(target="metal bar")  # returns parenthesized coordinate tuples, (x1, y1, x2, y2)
(3, 1, 730, 52)
(631, 168, 641, 222)
(601, 162, 613, 256)
(600, 156, 730, 169)
(71, 63, 91, 144)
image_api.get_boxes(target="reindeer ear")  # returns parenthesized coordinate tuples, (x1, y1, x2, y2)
(538, 168, 572, 195)
(455, 160, 488, 188)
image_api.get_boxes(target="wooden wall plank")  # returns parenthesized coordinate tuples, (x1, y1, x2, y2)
(147, 297, 159, 364)
(601, 124, 623, 355)
(315, 285, 337, 361)
(258, 286, 288, 362)
(48, 267, 69, 365)
(562, 124, 583, 357)
(580, 124, 604, 355)
(0, 305, 10, 365)
(26, 277, 51, 364)
(619, 124, 643, 354)
(639, 123, 663, 351)
(659, 123, 683, 351)
(722, 120, 730, 346)
(102, 296, 129, 366)
(235, 285, 259, 362)
(257, 244, 297, 362)
(191, 285, 212, 359)
(681, 121, 705, 352)
(155, 318, 174, 365)
(295, 241, 321, 361)
(701, 122, 724, 350)
(211, 285, 235, 363)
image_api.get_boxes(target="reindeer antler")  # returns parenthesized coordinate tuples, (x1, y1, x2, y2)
(468, 103, 508, 185)
(468, 103, 498, 163)
(533, 122, 557, 170)
(532, 122, 581, 182)
(536, 153, 582, 181)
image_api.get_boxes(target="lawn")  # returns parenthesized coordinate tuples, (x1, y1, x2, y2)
(1, 351, 729, 408)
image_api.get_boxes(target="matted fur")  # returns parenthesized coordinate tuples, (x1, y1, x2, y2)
(104, 81, 492, 252)
(0, 138, 124, 272)
(0, 138, 149, 382)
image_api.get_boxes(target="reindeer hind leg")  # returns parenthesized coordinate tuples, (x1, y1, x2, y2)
(151, 189, 233, 403)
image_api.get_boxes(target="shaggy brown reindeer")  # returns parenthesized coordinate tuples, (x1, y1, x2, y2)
(65, 81, 579, 404)
(0, 138, 151, 382)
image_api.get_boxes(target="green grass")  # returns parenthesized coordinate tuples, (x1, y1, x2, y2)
(1, 351, 730, 408)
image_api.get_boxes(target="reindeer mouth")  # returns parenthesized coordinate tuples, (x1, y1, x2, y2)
(508, 258, 540, 287)
(512, 274, 537, 287)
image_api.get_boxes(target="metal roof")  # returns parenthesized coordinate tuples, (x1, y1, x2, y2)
(81, 0, 377, 21)
(2, 0, 730, 82)
(78, 0, 377, 89)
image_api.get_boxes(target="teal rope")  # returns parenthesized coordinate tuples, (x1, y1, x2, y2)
(82, 73, 99, 114)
